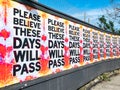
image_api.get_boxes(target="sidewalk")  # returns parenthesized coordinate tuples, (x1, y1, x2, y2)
(91, 74, 120, 90)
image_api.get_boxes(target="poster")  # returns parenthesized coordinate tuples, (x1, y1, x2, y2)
(105, 34, 111, 59)
(112, 36, 117, 58)
(47, 15, 65, 73)
(92, 30, 99, 61)
(99, 33, 104, 59)
(119, 37, 120, 57)
(69, 22, 80, 67)
(0, 0, 120, 88)
(83, 27, 91, 64)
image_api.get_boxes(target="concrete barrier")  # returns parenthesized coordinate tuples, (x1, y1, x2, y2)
(4, 58, 120, 90)
(0, 0, 120, 90)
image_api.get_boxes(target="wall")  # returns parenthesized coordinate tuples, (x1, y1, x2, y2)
(0, 0, 120, 90)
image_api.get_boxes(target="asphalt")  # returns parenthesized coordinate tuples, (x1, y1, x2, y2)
(91, 74, 120, 90)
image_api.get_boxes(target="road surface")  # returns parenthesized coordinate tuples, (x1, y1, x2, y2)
(91, 74, 120, 90)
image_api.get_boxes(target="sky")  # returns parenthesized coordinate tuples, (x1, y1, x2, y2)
(37, 0, 120, 27)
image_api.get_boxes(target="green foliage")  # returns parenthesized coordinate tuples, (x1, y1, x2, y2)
(109, 21, 115, 33)
(99, 73, 110, 81)
(97, 15, 115, 33)
(108, 0, 120, 32)
(119, 30, 120, 34)
(98, 0, 120, 33)
(116, 29, 120, 35)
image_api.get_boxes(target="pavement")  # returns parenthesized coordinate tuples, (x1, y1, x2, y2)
(91, 74, 120, 90)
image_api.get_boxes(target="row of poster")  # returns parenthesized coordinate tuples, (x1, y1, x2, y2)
(0, 0, 120, 88)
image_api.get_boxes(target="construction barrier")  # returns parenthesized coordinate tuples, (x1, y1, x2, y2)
(0, 0, 120, 90)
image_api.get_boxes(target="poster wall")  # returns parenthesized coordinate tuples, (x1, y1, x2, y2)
(0, 0, 120, 88)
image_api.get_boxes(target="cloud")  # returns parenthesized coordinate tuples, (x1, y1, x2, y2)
(68, 7, 114, 27)
(33, 0, 38, 2)
(71, 8, 106, 25)
(70, 7, 120, 29)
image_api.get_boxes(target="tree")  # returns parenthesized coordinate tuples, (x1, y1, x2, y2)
(97, 15, 115, 33)
(109, 20, 115, 33)
(111, 0, 120, 33)
(107, 3, 120, 24)
(107, 0, 120, 30)
(98, 15, 107, 30)
(97, 0, 120, 34)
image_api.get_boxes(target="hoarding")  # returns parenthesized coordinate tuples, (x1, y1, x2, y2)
(0, 0, 120, 88)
